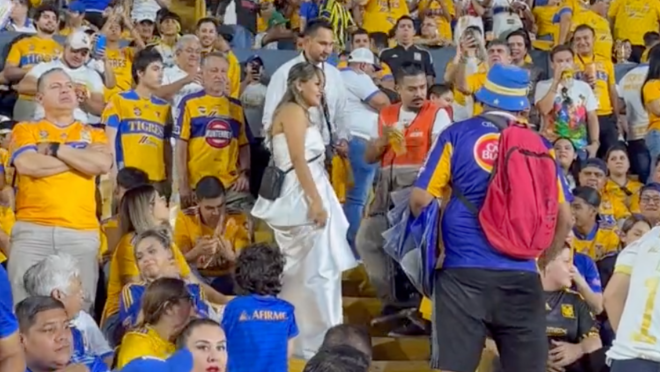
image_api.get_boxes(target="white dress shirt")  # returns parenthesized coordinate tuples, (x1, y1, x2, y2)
(262, 53, 350, 145)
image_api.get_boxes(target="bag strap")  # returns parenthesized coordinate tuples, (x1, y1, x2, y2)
(282, 153, 323, 174)
(320, 93, 334, 145)
(452, 187, 479, 215)
(478, 113, 511, 131)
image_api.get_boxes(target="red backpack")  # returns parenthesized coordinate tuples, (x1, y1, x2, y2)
(459, 114, 560, 260)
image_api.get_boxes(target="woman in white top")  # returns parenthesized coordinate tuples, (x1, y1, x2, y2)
(252, 62, 357, 360)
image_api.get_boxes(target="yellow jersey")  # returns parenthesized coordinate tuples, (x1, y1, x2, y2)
(642, 48, 651, 63)
(571, 9, 613, 61)
(116, 325, 176, 368)
(572, 225, 620, 261)
(11, 121, 106, 230)
(598, 191, 630, 229)
(417, 0, 455, 40)
(103, 47, 135, 101)
(7, 35, 62, 101)
(169, 0, 206, 32)
(361, 0, 410, 34)
(608, 0, 660, 46)
(173, 91, 248, 188)
(604, 179, 643, 215)
(173, 208, 250, 276)
(447, 61, 488, 107)
(101, 233, 191, 323)
(465, 71, 488, 116)
(102, 90, 170, 182)
(533, 5, 562, 51)
(227, 51, 241, 99)
(574, 54, 615, 116)
(0, 207, 15, 263)
(643, 80, 660, 131)
(98, 216, 119, 259)
(0, 148, 13, 186)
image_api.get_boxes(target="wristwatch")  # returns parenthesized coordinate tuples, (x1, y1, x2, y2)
(49, 142, 61, 158)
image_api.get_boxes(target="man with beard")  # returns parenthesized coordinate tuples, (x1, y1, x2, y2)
(263, 19, 349, 157)
(506, 29, 544, 128)
(174, 52, 251, 211)
(359, 62, 451, 333)
(452, 37, 512, 118)
(3, 4, 62, 121)
(16, 30, 107, 124)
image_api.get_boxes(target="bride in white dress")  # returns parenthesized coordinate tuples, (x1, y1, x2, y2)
(252, 62, 358, 360)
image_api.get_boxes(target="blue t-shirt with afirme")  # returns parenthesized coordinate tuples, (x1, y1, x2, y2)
(222, 295, 298, 372)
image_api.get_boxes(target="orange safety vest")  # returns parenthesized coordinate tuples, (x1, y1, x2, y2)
(378, 101, 440, 167)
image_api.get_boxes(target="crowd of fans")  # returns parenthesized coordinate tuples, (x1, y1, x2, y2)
(0, 0, 656, 371)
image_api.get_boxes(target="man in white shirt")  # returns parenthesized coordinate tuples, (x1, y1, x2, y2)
(604, 223, 660, 372)
(618, 64, 651, 182)
(263, 19, 350, 152)
(341, 47, 390, 250)
(15, 30, 105, 124)
(534, 45, 600, 159)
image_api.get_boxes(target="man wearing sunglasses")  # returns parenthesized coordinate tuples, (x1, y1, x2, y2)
(15, 30, 106, 124)
(534, 44, 600, 160)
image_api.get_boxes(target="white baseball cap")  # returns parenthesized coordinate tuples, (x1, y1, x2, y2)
(348, 48, 381, 69)
(66, 30, 92, 50)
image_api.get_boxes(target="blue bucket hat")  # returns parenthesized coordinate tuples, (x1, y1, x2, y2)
(475, 64, 530, 112)
(119, 349, 193, 372)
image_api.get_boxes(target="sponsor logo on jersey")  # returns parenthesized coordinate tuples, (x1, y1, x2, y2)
(473, 133, 499, 172)
(205, 119, 233, 148)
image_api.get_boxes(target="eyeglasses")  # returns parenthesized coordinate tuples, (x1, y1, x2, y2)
(641, 197, 660, 205)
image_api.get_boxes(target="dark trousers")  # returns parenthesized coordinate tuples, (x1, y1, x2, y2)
(431, 268, 547, 372)
(597, 114, 619, 158)
(249, 138, 270, 198)
(628, 138, 651, 183)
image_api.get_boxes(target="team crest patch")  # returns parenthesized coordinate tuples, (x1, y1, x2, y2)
(561, 304, 575, 319)
(133, 107, 142, 116)
(473, 133, 500, 172)
(205, 119, 233, 148)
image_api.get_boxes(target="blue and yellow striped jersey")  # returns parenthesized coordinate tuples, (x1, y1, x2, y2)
(414, 117, 573, 272)
(572, 224, 620, 262)
(173, 90, 248, 188)
(119, 281, 209, 328)
(102, 90, 171, 182)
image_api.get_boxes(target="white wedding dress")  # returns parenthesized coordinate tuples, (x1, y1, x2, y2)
(252, 126, 358, 360)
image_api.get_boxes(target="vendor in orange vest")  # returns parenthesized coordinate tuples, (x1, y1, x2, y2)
(357, 61, 452, 335)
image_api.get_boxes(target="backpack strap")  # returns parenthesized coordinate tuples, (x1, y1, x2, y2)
(478, 113, 511, 131)
(452, 187, 479, 215)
